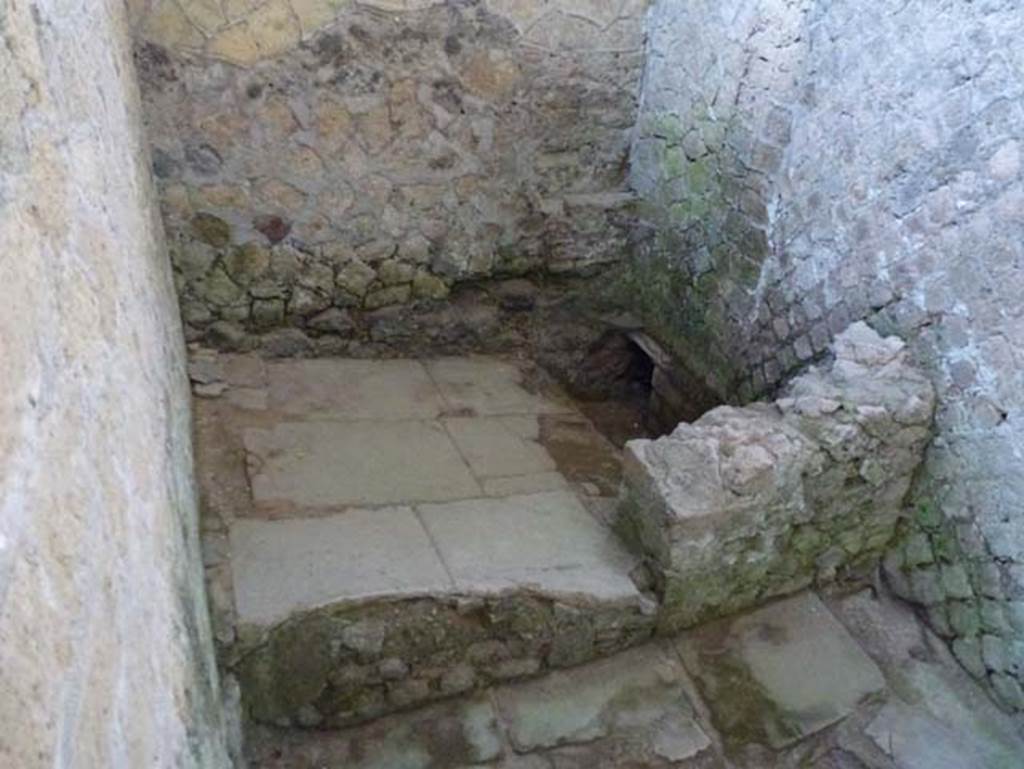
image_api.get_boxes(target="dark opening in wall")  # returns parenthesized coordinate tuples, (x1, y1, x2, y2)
(569, 330, 723, 448)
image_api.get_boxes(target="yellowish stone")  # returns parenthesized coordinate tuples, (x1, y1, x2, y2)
(282, 146, 326, 181)
(355, 104, 394, 155)
(249, 0, 301, 58)
(208, 21, 261, 64)
(143, 0, 205, 50)
(255, 178, 308, 212)
(290, 0, 346, 38)
(389, 79, 430, 139)
(198, 112, 250, 149)
(314, 99, 353, 148)
(261, 95, 299, 138)
(317, 186, 356, 218)
(459, 49, 520, 99)
(180, 0, 227, 35)
(483, 0, 543, 31)
(223, 0, 261, 21)
(162, 183, 194, 219)
(193, 183, 249, 209)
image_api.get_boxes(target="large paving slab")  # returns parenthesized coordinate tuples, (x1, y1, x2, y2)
(230, 507, 453, 627)
(677, 592, 886, 750)
(495, 643, 711, 760)
(417, 491, 640, 601)
(426, 358, 575, 416)
(243, 420, 482, 509)
(267, 359, 445, 420)
(443, 416, 557, 479)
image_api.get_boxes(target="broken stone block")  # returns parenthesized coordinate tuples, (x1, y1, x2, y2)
(618, 323, 935, 631)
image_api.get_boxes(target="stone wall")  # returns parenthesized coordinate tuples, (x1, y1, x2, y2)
(619, 324, 934, 634)
(631, 0, 1024, 710)
(0, 1, 230, 765)
(130, 0, 647, 352)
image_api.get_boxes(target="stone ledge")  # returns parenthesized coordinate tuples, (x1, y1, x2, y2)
(232, 590, 656, 729)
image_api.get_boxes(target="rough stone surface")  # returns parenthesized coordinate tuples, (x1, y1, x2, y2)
(630, 0, 1024, 709)
(0, 1, 230, 765)
(619, 324, 935, 631)
(132, 0, 647, 344)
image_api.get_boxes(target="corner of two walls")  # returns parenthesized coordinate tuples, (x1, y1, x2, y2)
(130, 0, 650, 355)
(631, 0, 1024, 712)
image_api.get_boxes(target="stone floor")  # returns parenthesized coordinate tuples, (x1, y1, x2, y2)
(245, 589, 1024, 768)
(189, 352, 1024, 767)
(192, 353, 641, 641)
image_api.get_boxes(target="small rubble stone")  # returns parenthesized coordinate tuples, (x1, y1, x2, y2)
(308, 307, 354, 335)
(191, 212, 231, 247)
(365, 285, 411, 310)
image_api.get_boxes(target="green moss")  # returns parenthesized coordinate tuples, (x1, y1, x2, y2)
(915, 501, 943, 531)
(647, 112, 686, 144)
(664, 146, 686, 179)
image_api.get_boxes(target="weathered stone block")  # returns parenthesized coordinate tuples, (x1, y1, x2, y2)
(618, 323, 935, 632)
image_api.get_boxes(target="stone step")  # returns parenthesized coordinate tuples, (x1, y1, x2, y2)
(244, 589, 1024, 768)
(228, 490, 656, 728)
(193, 353, 655, 729)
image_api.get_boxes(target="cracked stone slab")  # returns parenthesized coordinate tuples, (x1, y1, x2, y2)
(677, 592, 885, 749)
(267, 359, 445, 420)
(495, 643, 711, 759)
(230, 507, 452, 627)
(417, 491, 640, 601)
(426, 357, 575, 416)
(243, 420, 482, 509)
(443, 416, 557, 479)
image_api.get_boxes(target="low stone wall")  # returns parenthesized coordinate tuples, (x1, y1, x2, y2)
(130, 0, 647, 347)
(232, 593, 655, 729)
(618, 324, 935, 633)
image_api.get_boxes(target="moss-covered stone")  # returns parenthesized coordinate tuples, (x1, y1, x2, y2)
(191, 212, 232, 248)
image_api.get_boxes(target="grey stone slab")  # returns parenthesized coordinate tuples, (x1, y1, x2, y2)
(417, 491, 639, 601)
(426, 357, 574, 416)
(243, 420, 481, 508)
(865, 701, 1021, 769)
(230, 507, 452, 627)
(495, 643, 710, 757)
(481, 472, 570, 497)
(221, 353, 268, 388)
(267, 359, 445, 420)
(444, 416, 557, 478)
(678, 592, 885, 749)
